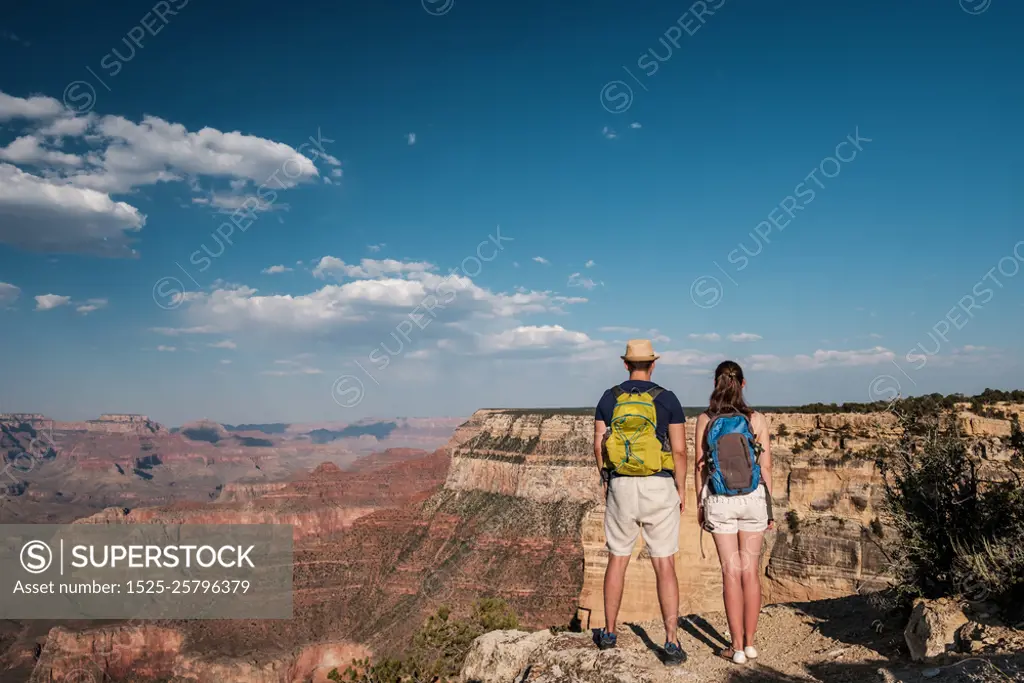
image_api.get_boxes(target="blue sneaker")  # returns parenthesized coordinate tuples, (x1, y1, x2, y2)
(596, 629, 617, 650)
(663, 640, 687, 665)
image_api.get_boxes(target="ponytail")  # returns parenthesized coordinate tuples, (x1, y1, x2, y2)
(708, 360, 751, 417)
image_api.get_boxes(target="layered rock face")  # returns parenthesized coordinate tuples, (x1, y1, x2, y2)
(76, 450, 443, 541)
(447, 407, 1019, 626)
(29, 624, 370, 683)
(20, 451, 449, 683)
(0, 414, 427, 525)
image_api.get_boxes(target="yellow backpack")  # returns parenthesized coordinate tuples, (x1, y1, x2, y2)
(603, 385, 671, 476)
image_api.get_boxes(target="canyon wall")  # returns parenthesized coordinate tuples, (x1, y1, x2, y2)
(445, 407, 1018, 626)
(19, 451, 450, 683)
(76, 454, 445, 542)
(28, 624, 370, 683)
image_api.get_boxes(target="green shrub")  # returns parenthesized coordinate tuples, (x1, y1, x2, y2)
(877, 405, 1024, 616)
(329, 599, 519, 683)
(786, 510, 800, 533)
(870, 518, 884, 538)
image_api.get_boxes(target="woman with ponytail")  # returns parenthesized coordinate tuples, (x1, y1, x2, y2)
(693, 360, 774, 664)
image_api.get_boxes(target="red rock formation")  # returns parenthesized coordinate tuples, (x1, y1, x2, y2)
(75, 449, 445, 542)
(29, 623, 370, 683)
(22, 451, 451, 682)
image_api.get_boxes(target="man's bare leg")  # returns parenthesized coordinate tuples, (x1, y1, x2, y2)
(650, 554, 679, 642)
(603, 554, 631, 633)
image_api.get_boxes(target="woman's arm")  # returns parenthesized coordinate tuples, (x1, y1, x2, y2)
(693, 413, 708, 504)
(753, 412, 773, 499)
(754, 412, 774, 529)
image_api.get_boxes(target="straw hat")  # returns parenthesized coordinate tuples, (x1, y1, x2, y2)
(621, 339, 660, 362)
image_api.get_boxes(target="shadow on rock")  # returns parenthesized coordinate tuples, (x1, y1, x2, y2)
(786, 593, 906, 659)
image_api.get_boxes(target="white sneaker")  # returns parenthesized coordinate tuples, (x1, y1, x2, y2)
(744, 645, 759, 660)
(732, 650, 748, 664)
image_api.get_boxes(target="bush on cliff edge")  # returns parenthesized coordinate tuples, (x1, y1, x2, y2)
(329, 598, 519, 683)
(877, 405, 1024, 618)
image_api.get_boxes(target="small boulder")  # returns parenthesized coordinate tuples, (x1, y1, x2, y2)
(904, 598, 969, 662)
(461, 629, 553, 683)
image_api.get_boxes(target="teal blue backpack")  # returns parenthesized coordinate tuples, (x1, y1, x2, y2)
(705, 412, 761, 496)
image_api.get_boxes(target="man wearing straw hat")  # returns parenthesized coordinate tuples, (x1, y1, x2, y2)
(593, 339, 688, 665)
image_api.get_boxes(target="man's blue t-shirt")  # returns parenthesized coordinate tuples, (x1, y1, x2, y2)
(595, 380, 686, 475)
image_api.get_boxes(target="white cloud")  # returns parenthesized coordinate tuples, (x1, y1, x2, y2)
(567, 272, 599, 290)
(75, 298, 108, 314)
(312, 257, 434, 280)
(262, 358, 323, 376)
(330, 168, 342, 178)
(745, 347, 895, 372)
(220, 359, 232, 364)
(192, 192, 289, 214)
(599, 326, 640, 334)
(66, 114, 320, 194)
(688, 333, 721, 342)
(868, 332, 883, 339)
(367, 243, 386, 253)
(0, 90, 329, 257)
(156, 345, 177, 352)
(149, 325, 220, 336)
(37, 115, 93, 138)
(602, 126, 617, 140)
(728, 333, 763, 343)
(0, 163, 145, 257)
(262, 264, 293, 274)
(158, 265, 588, 364)
(532, 256, 550, 265)
(584, 260, 595, 268)
(649, 329, 670, 343)
(477, 325, 601, 355)
(0, 92, 63, 122)
(34, 294, 71, 311)
(176, 276, 586, 336)
(0, 282, 21, 308)
(630, 122, 642, 129)
(407, 132, 416, 146)
(658, 349, 726, 367)
(208, 339, 237, 349)
(961, 344, 988, 352)
(0, 135, 83, 167)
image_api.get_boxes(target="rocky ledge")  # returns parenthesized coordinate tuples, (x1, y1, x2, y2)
(459, 598, 1024, 683)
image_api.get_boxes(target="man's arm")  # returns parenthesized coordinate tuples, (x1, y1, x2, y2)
(594, 392, 610, 493)
(668, 423, 687, 512)
(594, 419, 607, 473)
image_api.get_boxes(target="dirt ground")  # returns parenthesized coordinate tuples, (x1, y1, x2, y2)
(523, 596, 1023, 683)
(632, 599, 1021, 683)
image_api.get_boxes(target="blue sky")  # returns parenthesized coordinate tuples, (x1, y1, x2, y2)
(1, 0, 1021, 425)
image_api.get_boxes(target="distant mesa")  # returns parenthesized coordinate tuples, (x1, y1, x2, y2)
(179, 420, 229, 443)
(222, 422, 291, 434)
(0, 412, 165, 434)
(235, 435, 273, 447)
(307, 420, 398, 444)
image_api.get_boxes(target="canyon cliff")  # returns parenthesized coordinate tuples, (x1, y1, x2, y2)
(13, 404, 1021, 682)
(445, 406, 1019, 627)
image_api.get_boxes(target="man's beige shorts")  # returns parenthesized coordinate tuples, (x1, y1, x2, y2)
(604, 475, 681, 557)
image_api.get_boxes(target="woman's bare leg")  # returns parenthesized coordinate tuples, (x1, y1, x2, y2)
(737, 530, 765, 648)
(712, 532, 744, 651)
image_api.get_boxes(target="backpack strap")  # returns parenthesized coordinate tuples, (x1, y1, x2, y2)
(647, 386, 664, 400)
(610, 385, 625, 399)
